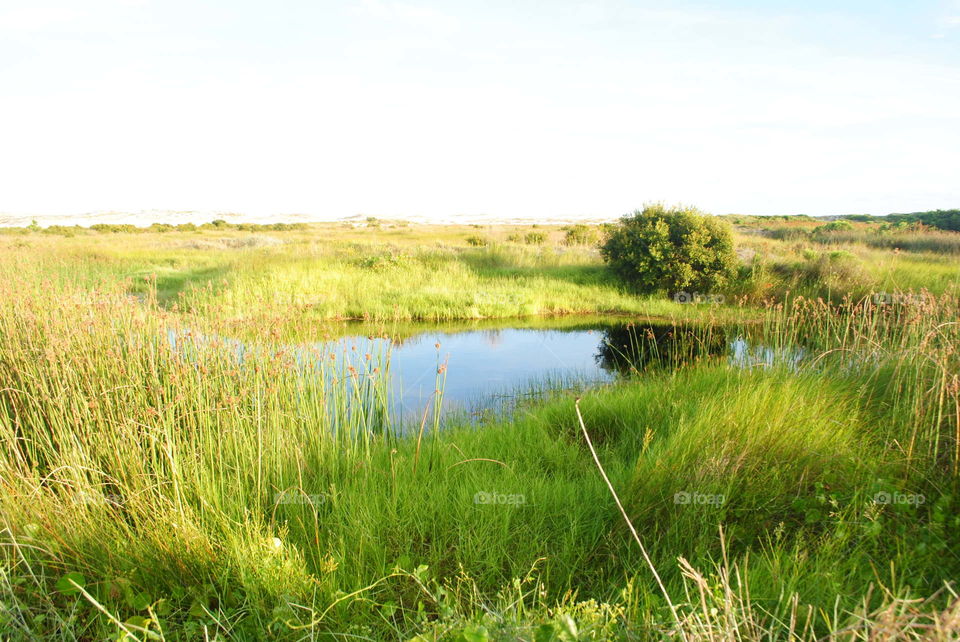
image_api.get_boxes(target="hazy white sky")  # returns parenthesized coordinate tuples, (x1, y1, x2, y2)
(2, 0, 959, 220)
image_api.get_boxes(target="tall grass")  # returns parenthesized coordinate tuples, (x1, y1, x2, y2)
(0, 271, 404, 636)
(0, 241, 959, 638)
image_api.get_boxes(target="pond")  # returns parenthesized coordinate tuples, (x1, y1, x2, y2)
(343, 323, 618, 420)
(170, 316, 805, 425)
(309, 317, 803, 422)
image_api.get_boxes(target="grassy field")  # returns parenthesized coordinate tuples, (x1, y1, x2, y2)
(1, 220, 960, 640)
(4, 219, 957, 323)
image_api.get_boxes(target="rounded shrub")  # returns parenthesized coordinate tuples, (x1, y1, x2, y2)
(815, 220, 854, 233)
(600, 204, 737, 295)
(524, 231, 546, 245)
(563, 224, 598, 246)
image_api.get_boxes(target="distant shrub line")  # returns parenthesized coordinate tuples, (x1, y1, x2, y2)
(727, 210, 960, 232)
(843, 209, 960, 232)
(2, 219, 310, 236)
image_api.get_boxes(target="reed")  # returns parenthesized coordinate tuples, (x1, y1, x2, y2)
(0, 234, 958, 639)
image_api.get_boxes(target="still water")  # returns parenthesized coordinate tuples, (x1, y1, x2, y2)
(172, 317, 803, 423)
(352, 325, 617, 418)
(311, 318, 802, 420)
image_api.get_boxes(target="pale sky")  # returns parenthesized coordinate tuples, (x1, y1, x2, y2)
(2, 0, 959, 221)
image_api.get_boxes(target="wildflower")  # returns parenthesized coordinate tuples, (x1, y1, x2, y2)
(319, 555, 339, 573)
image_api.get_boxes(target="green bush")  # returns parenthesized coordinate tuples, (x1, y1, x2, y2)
(41, 225, 83, 237)
(90, 223, 138, 233)
(465, 235, 489, 247)
(598, 222, 617, 241)
(523, 232, 546, 245)
(600, 204, 737, 295)
(815, 220, 854, 233)
(562, 224, 598, 246)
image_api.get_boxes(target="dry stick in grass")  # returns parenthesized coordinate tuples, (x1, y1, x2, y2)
(574, 397, 686, 638)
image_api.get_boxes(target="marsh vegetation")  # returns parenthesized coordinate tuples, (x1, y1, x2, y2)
(1, 216, 959, 639)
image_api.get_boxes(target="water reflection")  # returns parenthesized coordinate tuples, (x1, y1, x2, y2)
(594, 323, 805, 374)
(595, 323, 730, 374)
(323, 320, 800, 421)
(169, 317, 805, 425)
(729, 337, 806, 370)
(363, 325, 618, 419)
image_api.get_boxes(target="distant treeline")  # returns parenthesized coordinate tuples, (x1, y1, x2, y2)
(724, 210, 960, 232)
(1, 219, 310, 236)
(839, 209, 960, 232)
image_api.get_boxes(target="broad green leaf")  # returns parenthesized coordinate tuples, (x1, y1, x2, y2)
(535, 624, 556, 642)
(459, 624, 489, 642)
(55, 572, 86, 595)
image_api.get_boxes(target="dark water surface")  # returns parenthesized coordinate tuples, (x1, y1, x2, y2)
(172, 316, 802, 423)
(313, 317, 800, 420)
(357, 324, 618, 418)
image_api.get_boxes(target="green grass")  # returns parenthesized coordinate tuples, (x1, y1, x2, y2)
(1, 223, 959, 639)
(4, 220, 958, 322)
(0, 230, 748, 324)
